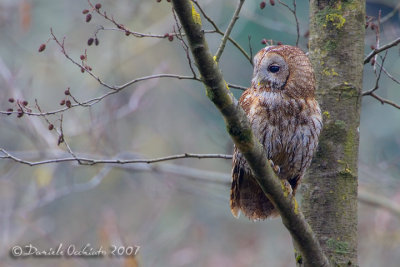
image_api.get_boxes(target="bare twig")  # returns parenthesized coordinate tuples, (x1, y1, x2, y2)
(248, 35, 253, 61)
(0, 28, 247, 117)
(192, 0, 252, 65)
(0, 73, 198, 117)
(372, 10, 381, 72)
(214, 0, 245, 62)
(364, 37, 400, 64)
(375, 61, 400, 85)
(172, 8, 198, 78)
(87, 0, 169, 39)
(365, 92, 400, 110)
(362, 52, 400, 110)
(363, 51, 387, 96)
(90, 0, 252, 64)
(228, 83, 247, 91)
(119, 163, 231, 186)
(379, 2, 400, 24)
(278, 0, 300, 46)
(359, 190, 400, 218)
(16, 151, 400, 219)
(57, 114, 83, 164)
(25, 166, 113, 212)
(0, 149, 232, 166)
(50, 28, 198, 91)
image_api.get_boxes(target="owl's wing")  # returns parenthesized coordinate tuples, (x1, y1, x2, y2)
(238, 89, 253, 114)
(286, 105, 323, 193)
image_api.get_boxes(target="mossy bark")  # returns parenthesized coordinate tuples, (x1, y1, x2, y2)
(172, 0, 330, 266)
(298, 1, 365, 266)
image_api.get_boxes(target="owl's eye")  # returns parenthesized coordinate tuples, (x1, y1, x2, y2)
(268, 65, 280, 73)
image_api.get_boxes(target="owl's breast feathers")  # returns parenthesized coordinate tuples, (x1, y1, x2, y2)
(230, 88, 322, 220)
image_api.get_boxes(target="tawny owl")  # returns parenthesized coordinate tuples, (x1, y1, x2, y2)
(230, 45, 322, 220)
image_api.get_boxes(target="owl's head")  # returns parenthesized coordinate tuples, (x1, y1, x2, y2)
(252, 45, 315, 98)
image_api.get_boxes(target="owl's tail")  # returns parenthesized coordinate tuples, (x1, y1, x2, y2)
(230, 166, 279, 220)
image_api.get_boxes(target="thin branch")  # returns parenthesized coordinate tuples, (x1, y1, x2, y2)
(372, 10, 381, 73)
(0, 73, 197, 117)
(192, 0, 219, 31)
(248, 35, 253, 61)
(192, 0, 252, 65)
(25, 166, 113, 212)
(50, 28, 198, 92)
(0, 149, 232, 166)
(364, 37, 400, 64)
(363, 53, 400, 110)
(379, 2, 400, 24)
(375, 61, 400, 85)
(365, 92, 400, 110)
(17, 152, 400, 219)
(171, 1, 329, 266)
(278, 0, 300, 46)
(91, 0, 252, 65)
(119, 163, 231, 186)
(172, 8, 198, 79)
(362, 51, 387, 96)
(0, 29, 247, 117)
(358, 190, 400, 218)
(227, 83, 247, 90)
(87, 0, 168, 39)
(214, 0, 245, 62)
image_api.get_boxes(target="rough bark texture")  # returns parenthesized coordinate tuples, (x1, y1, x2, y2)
(171, 0, 330, 266)
(298, 1, 365, 266)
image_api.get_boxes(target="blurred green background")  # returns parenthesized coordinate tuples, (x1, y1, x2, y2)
(0, 0, 399, 266)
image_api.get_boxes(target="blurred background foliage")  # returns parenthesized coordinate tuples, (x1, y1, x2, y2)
(0, 0, 399, 266)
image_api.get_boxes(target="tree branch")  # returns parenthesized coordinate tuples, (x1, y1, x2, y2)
(214, 0, 245, 62)
(364, 37, 400, 64)
(362, 52, 400, 110)
(171, 0, 329, 266)
(358, 190, 400, 218)
(278, 0, 300, 46)
(0, 28, 247, 118)
(9, 147, 398, 219)
(364, 92, 400, 110)
(362, 51, 387, 96)
(0, 149, 232, 166)
(192, 0, 252, 65)
(379, 2, 400, 24)
(375, 61, 400, 85)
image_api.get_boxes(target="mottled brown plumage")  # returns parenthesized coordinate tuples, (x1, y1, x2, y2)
(230, 45, 322, 220)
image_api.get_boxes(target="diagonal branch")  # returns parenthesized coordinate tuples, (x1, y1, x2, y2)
(362, 51, 387, 96)
(358, 190, 400, 218)
(364, 92, 400, 110)
(379, 2, 400, 24)
(364, 37, 400, 64)
(278, 0, 300, 46)
(171, 0, 329, 266)
(214, 0, 245, 62)
(193, 0, 252, 65)
(361, 52, 400, 110)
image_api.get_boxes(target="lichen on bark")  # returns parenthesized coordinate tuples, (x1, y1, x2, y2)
(298, 0, 365, 266)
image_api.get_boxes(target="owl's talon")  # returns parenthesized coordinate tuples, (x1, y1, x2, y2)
(282, 180, 293, 195)
(275, 165, 281, 173)
(268, 160, 280, 173)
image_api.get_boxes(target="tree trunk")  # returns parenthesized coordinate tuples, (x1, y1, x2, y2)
(298, 1, 365, 266)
